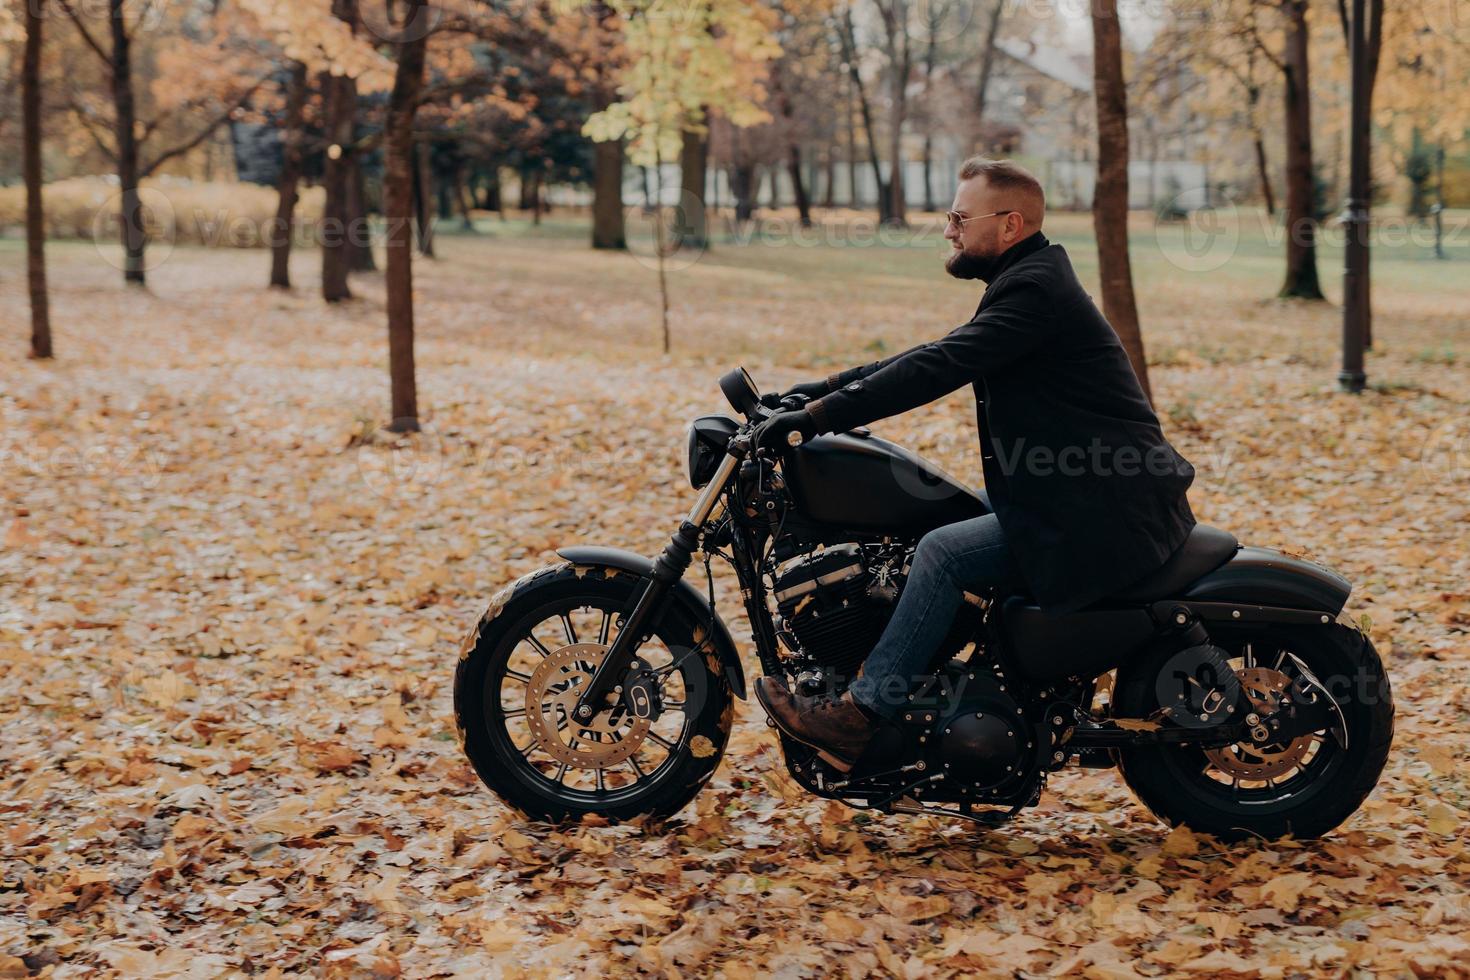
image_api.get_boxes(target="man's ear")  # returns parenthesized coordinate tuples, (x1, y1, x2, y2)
(1006, 211, 1026, 240)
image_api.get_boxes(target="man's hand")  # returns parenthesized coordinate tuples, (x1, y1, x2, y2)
(753, 408, 817, 451)
(759, 379, 831, 410)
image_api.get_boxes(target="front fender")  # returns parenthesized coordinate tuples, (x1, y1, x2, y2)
(556, 545, 747, 700)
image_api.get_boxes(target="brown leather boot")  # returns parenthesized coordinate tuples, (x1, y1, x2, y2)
(755, 676, 876, 773)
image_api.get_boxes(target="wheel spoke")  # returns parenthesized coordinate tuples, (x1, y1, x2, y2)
(519, 738, 542, 758)
(502, 707, 526, 719)
(527, 634, 555, 658)
(627, 755, 646, 779)
(598, 610, 612, 645)
(560, 614, 578, 646)
(595, 767, 606, 792)
(647, 730, 676, 751)
(554, 763, 570, 784)
(505, 668, 532, 683)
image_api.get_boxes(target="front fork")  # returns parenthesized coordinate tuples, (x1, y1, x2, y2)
(573, 449, 744, 722)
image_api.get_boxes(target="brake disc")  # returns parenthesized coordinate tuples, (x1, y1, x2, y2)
(524, 643, 650, 768)
(1204, 666, 1316, 781)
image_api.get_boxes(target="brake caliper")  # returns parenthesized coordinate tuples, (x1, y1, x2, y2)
(621, 658, 664, 721)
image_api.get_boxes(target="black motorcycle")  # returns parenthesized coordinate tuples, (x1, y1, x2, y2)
(454, 368, 1393, 840)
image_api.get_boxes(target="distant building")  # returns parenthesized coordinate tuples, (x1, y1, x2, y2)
(756, 36, 1209, 213)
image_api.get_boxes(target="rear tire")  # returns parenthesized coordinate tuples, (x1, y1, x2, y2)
(454, 563, 732, 823)
(1114, 622, 1393, 841)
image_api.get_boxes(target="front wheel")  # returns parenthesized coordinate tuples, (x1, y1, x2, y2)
(1114, 622, 1393, 841)
(454, 563, 733, 823)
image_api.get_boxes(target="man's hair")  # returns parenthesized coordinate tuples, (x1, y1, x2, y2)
(957, 157, 1045, 228)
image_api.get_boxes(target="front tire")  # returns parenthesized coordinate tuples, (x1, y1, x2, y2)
(1114, 622, 1393, 841)
(454, 563, 732, 823)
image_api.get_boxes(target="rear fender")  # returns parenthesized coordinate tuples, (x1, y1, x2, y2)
(1183, 547, 1351, 614)
(556, 546, 747, 700)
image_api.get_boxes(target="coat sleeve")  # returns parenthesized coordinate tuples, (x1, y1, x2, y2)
(809, 277, 1057, 435)
(826, 342, 929, 391)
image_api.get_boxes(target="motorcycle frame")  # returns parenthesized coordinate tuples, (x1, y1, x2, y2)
(572, 433, 1330, 763)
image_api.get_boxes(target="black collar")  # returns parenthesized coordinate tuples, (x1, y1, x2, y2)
(984, 230, 1049, 283)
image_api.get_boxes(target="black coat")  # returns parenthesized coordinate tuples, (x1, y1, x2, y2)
(807, 231, 1196, 614)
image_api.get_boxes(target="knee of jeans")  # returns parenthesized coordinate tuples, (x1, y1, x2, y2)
(913, 531, 959, 581)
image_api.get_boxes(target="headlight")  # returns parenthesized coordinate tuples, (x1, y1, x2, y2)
(687, 416, 738, 489)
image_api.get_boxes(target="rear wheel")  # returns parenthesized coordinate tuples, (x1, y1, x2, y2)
(454, 564, 732, 822)
(1114, 622, 1393, 841)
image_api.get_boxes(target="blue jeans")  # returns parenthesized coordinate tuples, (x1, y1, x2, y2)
(848, 513, 1023, 720)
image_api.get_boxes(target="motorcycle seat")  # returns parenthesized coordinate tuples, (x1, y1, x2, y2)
(1108, 524, 1240, 601)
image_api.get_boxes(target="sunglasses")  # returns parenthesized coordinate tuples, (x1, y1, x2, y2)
(946, 209, 1017, 228)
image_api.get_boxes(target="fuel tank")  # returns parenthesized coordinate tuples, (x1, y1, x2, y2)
(783, 432, 987, 535)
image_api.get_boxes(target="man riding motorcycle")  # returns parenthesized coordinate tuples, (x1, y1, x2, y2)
(753, 158, 1199, 772)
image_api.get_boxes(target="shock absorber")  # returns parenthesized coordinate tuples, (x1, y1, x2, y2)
(1158, 605, 1251, 727)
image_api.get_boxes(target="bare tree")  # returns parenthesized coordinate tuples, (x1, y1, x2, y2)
(1091, 0, 1151, 402)
(1274, 0, 1324, 299)
(58, 0, 265, 287)
(836, 7, 888, 222)
(589, 2, 626, 250)
(24, 0, 52, 358)
(383, 0, 431, 432)
(269, 62, 309, 290)
(320, 0, 361, 302)
(873, 0, 913, 226)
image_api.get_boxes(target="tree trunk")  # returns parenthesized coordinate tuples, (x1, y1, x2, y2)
(480, 170, 502, 213)
(591, 139, 626, 249)
(519, 168, 536, 210)
(320, 72, 356, 301)
(1091, 0, 1151, 404)
(530, 170, 543, 225)
(1361, 0, 1383, 346)
(787, 143, 812, 227)
(436, 171, 454, 221)
(823, 146, 837, 209)
(921, 16, 938, 212)
(922, 135, 934, 212)
(678, 126, 709, 247)
(1253, 128, 1276, 217)
(776, 83, 812, 228)
(839, 10, 888, 221)
(109, 0, 145, 286)
(731, 164, 757, 223)
(1278, 0, 1324, 300)
(269, 61, 308, 289)
(384, 0, 430, 432)
(414, 139, 435, 257)
(454, 163, 478, 232)
(844, 71, 858, 208)
(975, 0, 1006, 120)
(886, 65, 908, 227)
(24, 0, 52, 358)
(346, 159, 376, 271)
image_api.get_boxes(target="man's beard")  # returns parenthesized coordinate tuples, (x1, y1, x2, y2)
(946, 247, 1001, 282)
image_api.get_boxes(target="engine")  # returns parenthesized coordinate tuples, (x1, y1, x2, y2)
(772, 544, 899, 690)
(772, 543, 985, 695)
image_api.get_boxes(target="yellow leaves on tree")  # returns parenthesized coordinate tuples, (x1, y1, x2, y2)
(579, 0, 780, 166)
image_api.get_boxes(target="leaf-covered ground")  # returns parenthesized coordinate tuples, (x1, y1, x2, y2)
(2, 212, 1468, 977)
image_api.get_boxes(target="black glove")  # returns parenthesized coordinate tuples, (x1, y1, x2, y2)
(759, 379, 831, 410)
(753, 408, 817, 451)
